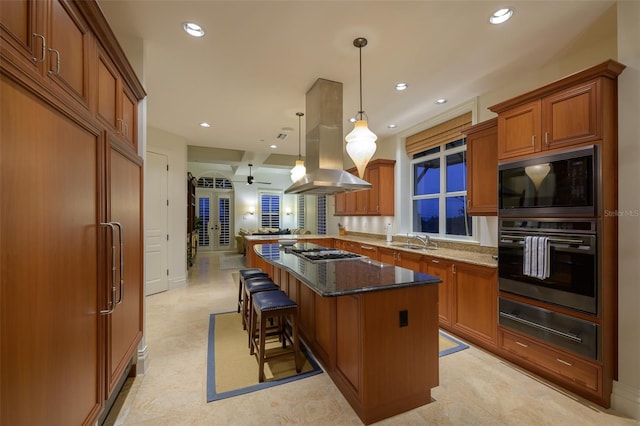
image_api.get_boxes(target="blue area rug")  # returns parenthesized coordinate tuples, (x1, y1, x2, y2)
(206, 312, 323, 402)
(438, 330, 469, 357)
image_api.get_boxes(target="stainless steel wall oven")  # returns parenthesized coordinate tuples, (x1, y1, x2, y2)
(498, 218, 598, 314)
(498, 218, 601, 360)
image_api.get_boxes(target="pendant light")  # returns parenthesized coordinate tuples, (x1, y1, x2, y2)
(290, 112, 306, 182)
(345, 37, 377, 179)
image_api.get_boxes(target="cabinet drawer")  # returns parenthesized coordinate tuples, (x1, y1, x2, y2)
(500, 328, 599, 391)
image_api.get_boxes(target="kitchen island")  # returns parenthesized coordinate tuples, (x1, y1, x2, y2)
(253, 242, 442, 424)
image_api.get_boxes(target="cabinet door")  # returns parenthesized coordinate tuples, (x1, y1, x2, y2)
(106, 141, 143, 397)
(121, 83, 138, 148)
(47, 0, 90, 106)
(397, 250, 422, 272)
(359, 244, 379, 261)
(378, 247, 397, 265)
(97, 48, 119, 129)
(1, 76, 102, 426)
(367, 161, 395, 216)
(542, 79, 601, 150)
(466, 121, 498, 215)
(497, 100, 540, 160)
(0, 0, 42, 73)
(426, 258, 451, 326)
(451, 262, 497, 347)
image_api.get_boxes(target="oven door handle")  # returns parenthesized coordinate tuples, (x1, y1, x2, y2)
(500, 235, 586, 245)
(499, 312, 583, 343)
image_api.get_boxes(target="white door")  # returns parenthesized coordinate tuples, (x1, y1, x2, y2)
(214, 194, 233, 251)
(197, 190, 213, 251)
(144, 151, 169, 295)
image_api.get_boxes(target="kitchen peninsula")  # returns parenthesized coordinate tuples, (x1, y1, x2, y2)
(253, 242, 442, 424)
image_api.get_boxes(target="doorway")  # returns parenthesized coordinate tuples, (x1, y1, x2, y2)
(196, 189, 233, 251)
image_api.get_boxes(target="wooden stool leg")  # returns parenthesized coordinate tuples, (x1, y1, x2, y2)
(291, 311, 302, 373)
(258, 313, 267, 382)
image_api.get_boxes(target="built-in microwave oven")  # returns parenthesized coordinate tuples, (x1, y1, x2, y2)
(498, 145, 598, 217)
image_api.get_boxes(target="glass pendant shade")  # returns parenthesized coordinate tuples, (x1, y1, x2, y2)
(345, 119, 377, 178)
(290, 159, 306, 182)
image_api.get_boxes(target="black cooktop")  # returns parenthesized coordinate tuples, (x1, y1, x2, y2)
(289, 248, 362, 262)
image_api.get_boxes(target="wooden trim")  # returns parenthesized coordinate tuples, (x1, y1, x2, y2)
(489, 60, 625, 114)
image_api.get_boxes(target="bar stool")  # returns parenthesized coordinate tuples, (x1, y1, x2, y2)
(250, 290, 302, 382)
(238, 268, 269, 314)
(242, 277, 279, 332)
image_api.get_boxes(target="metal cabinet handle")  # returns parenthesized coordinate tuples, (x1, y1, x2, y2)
(516, 341, 529, 348)
(47, 48, 60, 75)
(531, 135, 535, 147)
(116, 118, 123, 135)
(452, 264, 456, 274)
(100, 223, 117, 315)
(123, 121, 129, 137)
(361, 245, 375, 250)
(111, 222, 124, 305)
(545, 132, 549, 146)
(556, 358, 573, 366)
(431, 259, 440, 264)
(32, 33, 46, 63)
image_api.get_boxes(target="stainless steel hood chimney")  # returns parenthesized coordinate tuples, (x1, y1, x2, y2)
(285, 78, 372, 195)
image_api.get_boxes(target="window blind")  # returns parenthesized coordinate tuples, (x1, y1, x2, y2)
(405, 112, 472, 157)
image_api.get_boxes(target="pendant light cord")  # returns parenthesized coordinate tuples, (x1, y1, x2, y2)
(358, 45, 363, 119)
(296, 112, 304, 160)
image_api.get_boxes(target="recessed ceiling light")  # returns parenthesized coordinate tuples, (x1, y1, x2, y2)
(435, 98, 447, 104)
(395, 83, 408, 91)
(270, 144, 277, 149)
(199, 122, 211, 128)
(489, 8, 513, 25)
(388, 124, 397, 128)
(183, 22, 205, 37)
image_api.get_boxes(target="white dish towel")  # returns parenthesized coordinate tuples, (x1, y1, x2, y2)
(523, 236, 551, 280)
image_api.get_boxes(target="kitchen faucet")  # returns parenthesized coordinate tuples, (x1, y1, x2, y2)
(406, 233, 435, 249)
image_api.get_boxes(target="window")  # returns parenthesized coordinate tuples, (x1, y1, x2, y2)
(260, 192, 280, 228)
(197, 176, 232, 189)
(317, 195, 326, 234)
(297, 195, 305, 229)
(412, 139, 472, 238)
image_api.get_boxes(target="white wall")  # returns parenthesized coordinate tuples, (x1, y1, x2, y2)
(147, 127, 187, 288)
(612, 0, 640, 419)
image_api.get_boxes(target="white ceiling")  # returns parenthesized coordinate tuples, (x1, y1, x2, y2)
(99, 0, 614, 175)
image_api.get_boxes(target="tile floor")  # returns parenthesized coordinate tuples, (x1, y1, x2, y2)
(106, 251, 638, 425)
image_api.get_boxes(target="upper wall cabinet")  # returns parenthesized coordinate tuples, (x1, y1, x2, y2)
(490, 60, 626, 161)
(335, 159, 395, 216)
(0, 0, 91, 110)
(462, 118, 497, 216)
(97, 46, 138, 149)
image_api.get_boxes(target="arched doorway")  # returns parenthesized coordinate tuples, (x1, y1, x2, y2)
(195, 175, 234, 251)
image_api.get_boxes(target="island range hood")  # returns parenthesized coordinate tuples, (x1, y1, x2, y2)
(285, 78, 372, 195)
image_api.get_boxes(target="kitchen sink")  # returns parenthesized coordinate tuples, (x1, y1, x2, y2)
(392, 244, 436, 251)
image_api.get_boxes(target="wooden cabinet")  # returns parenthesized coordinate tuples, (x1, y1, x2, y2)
(1, 2, 145, 424)
(425, 257, 452, 326)
(499, 327, 601, 393)
(378, 247, 422, 271)
(491, 61, 625, 161)
(426, 256, 498, 349)
(97, 46, 138, 149)
(335, 159, 395, 216)
(105, 139, 144, 397)
(463, 118, 497, 215)
(451, 262, 497, 347)
(1, 76, 103, 426)
(0, 0, 91, 109)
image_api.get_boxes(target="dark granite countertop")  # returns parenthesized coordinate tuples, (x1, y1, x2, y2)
(254, 242, 442, 297)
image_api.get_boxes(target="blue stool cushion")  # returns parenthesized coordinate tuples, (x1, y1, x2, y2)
(242, 272, 269, 281)
(253, 290, 297, 312)
(239, 268, 263, 277)
(246, 279, 278, 293)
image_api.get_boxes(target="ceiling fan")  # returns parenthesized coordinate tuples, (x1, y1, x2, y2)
(234, 163, 272, 185)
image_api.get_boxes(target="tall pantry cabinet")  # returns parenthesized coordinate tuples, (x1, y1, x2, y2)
(0, 1, 145, 424)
